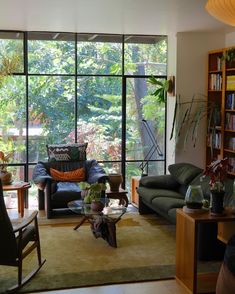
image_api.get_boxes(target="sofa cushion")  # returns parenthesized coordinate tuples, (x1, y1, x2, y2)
(50, 167, 85, 182)
(137, 186, 184, 204)
(151, 197, 185, 214)
(140, 175, 180, 189)
(47, 143, 88, 162)
(168, 163, 203, 185)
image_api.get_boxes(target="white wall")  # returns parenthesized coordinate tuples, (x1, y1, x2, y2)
(225, 30, 235, 47)
(166, 33, 177, 169)
(174, 32, 225, 168)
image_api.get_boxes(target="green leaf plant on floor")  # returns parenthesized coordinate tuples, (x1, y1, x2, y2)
(170, 93, 220, 153)
(148, 75, 219, 152)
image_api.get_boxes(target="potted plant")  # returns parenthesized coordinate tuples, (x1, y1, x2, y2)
(0, 151, 13, 184)
(203, 157, 232, 215)
(79, 182, 106, 212)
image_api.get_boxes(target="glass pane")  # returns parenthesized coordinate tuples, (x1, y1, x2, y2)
(126, 77, 165, 175)
(76, 76, 122, 161)
(77, 34, 122, 75)
(101, 162, 121, 175)
(124, 35, 167, 75)
(0, 76, 26, 163)
(0, 32, 24, 73)
(28, 32, 75, 74)
(28, 76, 75, 162)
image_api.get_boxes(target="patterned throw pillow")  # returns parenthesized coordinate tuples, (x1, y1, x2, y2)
(50, 167, 85, 182)
(47, 143, 88, 162)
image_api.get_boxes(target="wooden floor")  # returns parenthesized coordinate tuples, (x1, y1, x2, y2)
(30, 279, 190, 294)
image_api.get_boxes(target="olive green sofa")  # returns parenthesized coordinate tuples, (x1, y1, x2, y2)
(137, 162, 234, 260)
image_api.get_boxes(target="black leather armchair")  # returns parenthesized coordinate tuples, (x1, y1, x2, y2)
(33, 159, 108, 218)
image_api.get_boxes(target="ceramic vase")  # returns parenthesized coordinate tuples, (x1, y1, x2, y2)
(0, 171, 12, 185)
(210, 190, 225, 215)
(108, 173, 123, 191)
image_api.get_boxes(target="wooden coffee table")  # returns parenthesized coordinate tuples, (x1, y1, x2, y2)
(3, 182, 31, 217)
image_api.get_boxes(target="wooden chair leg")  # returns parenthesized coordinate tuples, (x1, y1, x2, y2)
(18, 259, 23, 287)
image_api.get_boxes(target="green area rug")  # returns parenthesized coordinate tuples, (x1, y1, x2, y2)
(0, 214, 176, 293)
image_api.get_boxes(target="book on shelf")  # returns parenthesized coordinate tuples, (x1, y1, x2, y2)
(207, 132, 221, 148)
(227, 137, 235, 150)
(227, 75, 235, 91)
(209, 73, 222, 90)
(217, 56, 222, 71)
(226, 93, 235, 109)
(228, 157, 235, 173)
(226, 113, 235, 130)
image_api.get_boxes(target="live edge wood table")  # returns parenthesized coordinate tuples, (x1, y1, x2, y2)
(176, 208, 235, 294)
(3, 182, 31, 218)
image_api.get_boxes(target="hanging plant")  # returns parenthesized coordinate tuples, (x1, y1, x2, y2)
(148, 76, 175, 103)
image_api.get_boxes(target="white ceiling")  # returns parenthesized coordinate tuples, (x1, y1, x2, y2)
(0, 0, 233, 35)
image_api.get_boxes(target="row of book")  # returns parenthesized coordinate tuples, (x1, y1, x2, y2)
(228, 157, 235, 173)
(225, 113, 235, 130)
(209, 73, 222, 90)
(225, 137, 235, 150)
(207, 132, 221, 148)
(227, 75, 235, 91)
(226, 93, 235, 109)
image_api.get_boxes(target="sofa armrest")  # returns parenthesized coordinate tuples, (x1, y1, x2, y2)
(139, 174, 180, 189)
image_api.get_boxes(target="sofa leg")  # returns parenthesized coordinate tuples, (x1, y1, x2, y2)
(138, 196, 154, 214)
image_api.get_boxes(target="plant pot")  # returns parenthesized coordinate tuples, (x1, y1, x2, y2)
(210, 190, 225, 215)
(0, 171, 12, 185)
(108, 173, 123, 192)
(90, 200, 104, 212)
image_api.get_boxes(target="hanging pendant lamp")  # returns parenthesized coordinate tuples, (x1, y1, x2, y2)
(205, 0, 235, 26)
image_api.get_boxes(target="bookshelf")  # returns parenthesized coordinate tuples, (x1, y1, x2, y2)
(207, 48, 235, 176)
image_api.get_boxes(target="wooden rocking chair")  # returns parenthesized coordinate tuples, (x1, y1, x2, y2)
(0, 179, 46, 292)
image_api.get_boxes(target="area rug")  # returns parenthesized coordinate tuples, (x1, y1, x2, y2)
(0, 213, 177, 293)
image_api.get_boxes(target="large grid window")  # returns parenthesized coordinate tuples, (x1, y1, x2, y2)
(0, 31, 167, 205)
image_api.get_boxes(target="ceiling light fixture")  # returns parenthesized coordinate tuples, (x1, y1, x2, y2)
(205, 0, 235, 26)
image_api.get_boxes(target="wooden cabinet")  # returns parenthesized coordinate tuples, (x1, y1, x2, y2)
(176, 208, 235, 293)
(207, 48, 235, 176)
(131, 176, 140, 207)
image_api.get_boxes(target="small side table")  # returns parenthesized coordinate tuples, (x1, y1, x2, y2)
(3, 182, 31, 218)
(106, 188, 128, 207)
(131, 176, 141, 207)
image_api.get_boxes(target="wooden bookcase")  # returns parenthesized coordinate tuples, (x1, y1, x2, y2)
(207, 48, 235, 177)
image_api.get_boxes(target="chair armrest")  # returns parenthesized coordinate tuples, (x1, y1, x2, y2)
(13, 211, 38, 233)
(139, 174, 180, 189)
(32, 162, 53, 190)
(87, 160, 108, 184)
